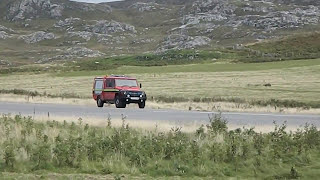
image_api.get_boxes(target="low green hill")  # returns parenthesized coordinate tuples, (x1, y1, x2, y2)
(240, 32, 320, 62)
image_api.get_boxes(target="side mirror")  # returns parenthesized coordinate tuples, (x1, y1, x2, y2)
(140, 83, 142, 88)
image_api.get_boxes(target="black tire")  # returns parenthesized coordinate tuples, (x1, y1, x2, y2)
(97, 96, 104, 108)
(115, 96, 126, 108)
(138, 101, 145, 109)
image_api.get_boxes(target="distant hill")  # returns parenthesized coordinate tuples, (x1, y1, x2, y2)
(0, 0, 320, 67)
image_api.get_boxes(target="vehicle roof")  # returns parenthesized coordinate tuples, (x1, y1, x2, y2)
(95, 76, 136, 80)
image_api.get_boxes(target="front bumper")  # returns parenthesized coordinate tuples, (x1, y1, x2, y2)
(122, 97, 146, 104)
(127, 98, 146, 104)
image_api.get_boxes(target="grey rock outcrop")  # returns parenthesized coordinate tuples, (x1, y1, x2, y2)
(55, 18, 137, 44)
(178, 0, 237, 34)
(0, 60, 12, 66)
(158, 34, 211, 51)
(54, 17, 81, 28)
(6, 0, 63, 21)
(272, 0, 320, 6)
(65, 47, 105, 58)
(0, 31, 12, 39)
(65, 2, 112, 13)
(0, 25, 15, 33)
(19, 31, 55, 43)
(67, 31, 93, 41)
(191, 0, 236, 17)
(96, 34, 127, 45)
(242, 6, 320, 31)
(36, 47, 105, 63)
(129, 2, 162, 12)
(87, 20, 137, 34)
(176, 0, 320, 42)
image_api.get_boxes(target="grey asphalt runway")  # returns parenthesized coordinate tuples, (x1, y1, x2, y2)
(0, 102, 319, 129)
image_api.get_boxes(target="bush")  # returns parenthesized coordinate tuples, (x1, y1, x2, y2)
(0, 114, 319, 178)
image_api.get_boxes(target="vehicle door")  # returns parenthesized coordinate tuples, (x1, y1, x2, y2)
(93, 79, 103, 100)
(104, 79, 116, 100)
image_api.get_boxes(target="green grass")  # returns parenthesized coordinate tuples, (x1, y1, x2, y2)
(57, 58, 320, 76)
(1, 114, 320, 178)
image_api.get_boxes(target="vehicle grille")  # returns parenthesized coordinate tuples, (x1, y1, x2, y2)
(128, 91, 142, 97)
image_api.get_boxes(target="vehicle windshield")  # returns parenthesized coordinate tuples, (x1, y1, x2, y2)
(115, 79, 138, 87)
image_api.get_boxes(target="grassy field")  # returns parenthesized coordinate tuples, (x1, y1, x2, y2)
(0, 114, 320, 179)
(0, 59, 320, 112)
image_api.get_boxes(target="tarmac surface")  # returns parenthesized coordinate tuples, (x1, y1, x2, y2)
(0, 102, 319, 130)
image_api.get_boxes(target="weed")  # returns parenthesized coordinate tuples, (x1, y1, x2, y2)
(3, 141, 15, 170)
(206, 113, 228, 135)
(107, 113, 112, 127)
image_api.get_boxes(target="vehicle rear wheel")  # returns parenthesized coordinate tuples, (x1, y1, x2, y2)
(115, 96, 126, 108)
(138, 101, 145, 109)
(97, 97, 104, 108)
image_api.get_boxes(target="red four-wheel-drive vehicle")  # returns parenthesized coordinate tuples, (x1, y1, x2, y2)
(92, 75, 147, 108)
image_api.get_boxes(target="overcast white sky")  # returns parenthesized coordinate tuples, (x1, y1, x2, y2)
(71, 0, 122, 3)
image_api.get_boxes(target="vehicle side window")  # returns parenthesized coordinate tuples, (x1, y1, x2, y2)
(106, 79, 114, 88)
(94, 80, 103, 94)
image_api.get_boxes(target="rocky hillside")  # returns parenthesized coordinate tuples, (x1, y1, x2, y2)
(0, 0, 320, 67)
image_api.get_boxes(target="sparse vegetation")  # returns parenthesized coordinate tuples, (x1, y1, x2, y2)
(150, 96, 320, 109)
(1, 114, 320, 178)
(0, 89, 82, 99)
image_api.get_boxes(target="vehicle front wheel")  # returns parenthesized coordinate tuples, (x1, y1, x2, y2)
(115, 96, 126, 108)
(138, 101, 145, 109)
(97, 97, 104, 108)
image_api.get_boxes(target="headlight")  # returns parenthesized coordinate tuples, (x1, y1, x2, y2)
(127, 94, 130, 98)
(123, 91, 127, 95)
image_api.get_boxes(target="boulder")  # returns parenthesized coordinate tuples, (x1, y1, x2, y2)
(242, 6, 320, 31)
(19, 31, 55, 43)
(158, 34, 211, 51)
(129, 2, 160, 12)
(6, 0, 63, 21)
(36, 47, 105, 63)
(65, 47, 105, 58)
(0, 31, 11, 39)
(67, 31, 93, 41)
(0, 25, 15, 33)
(54, 17, 81, 28)
(174, 0, 320, 42)
(0, 60, 12, 66)
(87, 20, 136, 34)
(65, 2, 112, 13)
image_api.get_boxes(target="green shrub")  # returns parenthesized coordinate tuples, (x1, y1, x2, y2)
(0, 114, 320, 178)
